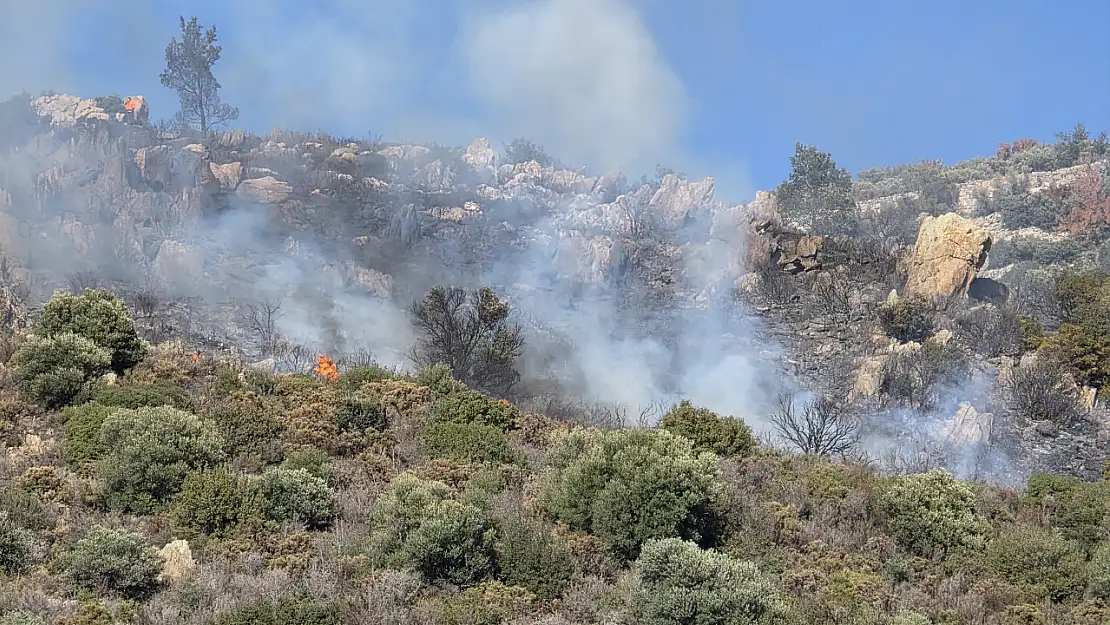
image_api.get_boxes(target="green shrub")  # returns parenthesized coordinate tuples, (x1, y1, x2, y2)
(987, 186, 1073, 230)
(212, 596, 341, 625)
(369, 472, 495, 585)
(1045, 269, 1110, 390)
(539, 428, 719, 562)
(7, 333, 111, 408)
(876, 295, 935, 343)
(281, 447, 338, 486)
(37, 289, 146, 374)
(423, 421, 523, 466)
(60, 403, 113, 471)
(333, 391, 386, 433)
(1021, 473, 1110, 551)
(99, 406, 226, 513)
(989, 235, 1085, 267)
(58, 526, 163, 600)
(986, 524, 1088, 601)
(337, 364, 399, 391)
(169, 467, 264, 538)
(494, 517, 574, 601)
(776, 143, 859, 236)
(0, 486, 54, 531)
(254, 467, 337, 530)
(439, 581, 534, 625)
(205, 396, 285, 469)
(1089, 543, 1110, 599)
(91, 380, 192, 410)
(659, 401, 756, 458)
(633, 538, 785, 625)
(431, 389, 520, 430)
(0, 513, 34, 574)
(890, 611, 930, 625)
(416, 363, 469, 395)
(876, 469, 988, 557)
(0, 611, 45, 625)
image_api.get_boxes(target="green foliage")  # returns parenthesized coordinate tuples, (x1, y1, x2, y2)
(254, 467, 337, 530)
(337, 363, 399, 391)
(7, 333, 111, 408)
(776, 143, 858, 236)
(876, 469, 988, 557)
(281, 447, 338, 486)
(160, 16, 239, 133)
(439, 581, 534, 625)
(423, 421, 523, 466)
(169, 467, 264, 538)
(659, 401, 757, 458)
(58, 526, 163, 600)
(212, 596, 341, 625)
(417, 363, 469, 396)
(1022, 473, 1110, 551)
(986, 185, 1074, 230)
(494, 517, 574, 601)
(431, 388, 521, 431)
(37, 289, 146, 374)
(1045, 269, 1110, 390)
(205, 396, 286, 469)
(633, 538, 785, 625)
(876, 295, 935, 343)
(60, 403, 112, 471)
(0, 513, 34, 574)
(1088, 543, 1110, 599)
(91, 380, 192, 410)
(988, 235, 1085, 267)
(0, 486, 54, 531)
(99, 406, 226, 513)
(0, 611, 45, 625)
(986, 524, 1088, 601)
(369, 472, 496, 585)
(539, 428, 719, 562)
(333, 391, 386, 433)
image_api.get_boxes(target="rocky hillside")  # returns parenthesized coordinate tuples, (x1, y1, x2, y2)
(1, 93, 1110, 485)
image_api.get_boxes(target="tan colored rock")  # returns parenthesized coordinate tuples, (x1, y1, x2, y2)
(135, 146, 173, 189)
(904, 213, 991, 298)
(943, 403, 993, 446)
(236, 176, 293, 204)
(462, 137, 499, 179)
(343, 263, 393, 298)
(158, 540, 197, 584)
(209, 162, 243, 190)
(650, 174, 715, 228)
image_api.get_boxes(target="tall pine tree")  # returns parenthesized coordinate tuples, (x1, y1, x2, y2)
(159, 16, 239, 134)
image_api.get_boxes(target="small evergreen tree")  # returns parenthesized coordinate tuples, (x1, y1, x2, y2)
(160, 16, 239, 134)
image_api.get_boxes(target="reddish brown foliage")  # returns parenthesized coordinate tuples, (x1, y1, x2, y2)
(1060, 167, 1110, 236)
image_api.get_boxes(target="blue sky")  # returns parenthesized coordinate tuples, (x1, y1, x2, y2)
(2, 0, 1108, 200)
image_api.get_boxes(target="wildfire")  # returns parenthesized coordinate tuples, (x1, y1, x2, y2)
(314, 354, 339, 382)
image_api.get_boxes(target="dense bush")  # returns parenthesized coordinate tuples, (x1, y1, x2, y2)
(1021, 474, 1110, 551)
(439, 581, 534, 625)
(776, 143, 859, 236)
(659, 401, 757, 458)
(988, 234, 1085, 267)
(37, 289, 146, 374)
(60, 403, 112, 471)
(431, 389, 521, 430)
(986, 185, 1074, 230)
(633, 538, 785, 625)
(986, 524, 1088, 601)
(99, 406, 226, 513)
(7, 333, 111, 408)
(333, 391, 386, 433)
(91, 379, 192, 410)
(205, 396, 286, 469)
(494, 517, 575, 601)
(503, 138, 553, 167)
(170, 467, 263, 538)
(0, 513, 34, 574)
(876, 469, 988, 557)
(212, 596, 341, 625)
(539, 428, 718, 562)
(254, 467, 337, 530)
(58, 526, 163, 600)
(369, 472, 495, 585)
(1004, 357, 1083, 425)
(1089, 543, 1110, 599)
(1045, 269, 1110, 392)
(422, 421, 523, 466)
(875, 295, 935, 343)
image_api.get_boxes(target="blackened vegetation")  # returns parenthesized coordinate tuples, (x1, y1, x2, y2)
(769, 393, 861, 457)
(409, 286, 525, 397)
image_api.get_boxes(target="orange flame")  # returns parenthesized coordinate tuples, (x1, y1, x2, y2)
(501, 399, 511, 406)
(314, 354, 338, 382)
(193, 352, 200, 364)
(123, 96, 141, 112)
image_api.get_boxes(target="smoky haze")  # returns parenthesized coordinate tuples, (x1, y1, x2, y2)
(0, 0, 1028, 484)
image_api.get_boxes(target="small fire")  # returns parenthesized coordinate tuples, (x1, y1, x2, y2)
(501, 399, 511, 406)
(192, 352, 200, 364)
(123, 96, 142, 112)
(314, 354, 338, 382)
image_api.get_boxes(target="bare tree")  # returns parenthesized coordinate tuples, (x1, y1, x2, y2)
(274, 341, 315, 374)
(67, 270, 101, 294)
(769, 393, 861, 457)
(409, 285, 525, 397)
(1004, 357, 1083, 425)
(239, 298, 283, 357)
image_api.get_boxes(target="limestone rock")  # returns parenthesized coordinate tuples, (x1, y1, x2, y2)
(237, 176, 293, 204)
(135, 146, 173, 190)
(343, 263, 393, 297)
(158, 540, 196, 584)
(904, 213, 991, 298)
(943, 403, 993, 446)
(649, 174, 715, 229)
(209, 162, 243, 190)
(462, 138, 499, 180)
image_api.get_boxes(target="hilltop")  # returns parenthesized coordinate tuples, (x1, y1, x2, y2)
(1, 88, 1110, 624)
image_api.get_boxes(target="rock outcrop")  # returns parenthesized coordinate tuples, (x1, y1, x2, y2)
(904, 212, 992, 299)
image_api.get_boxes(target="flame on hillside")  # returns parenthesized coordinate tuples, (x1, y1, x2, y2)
(314, 354, 338, 382)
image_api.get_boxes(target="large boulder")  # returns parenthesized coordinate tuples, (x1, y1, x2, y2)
(904, 213, 991, 299)
(154, 239, 205, 286)
(649, 174, 715, 229)
(236, 176, 293, 205)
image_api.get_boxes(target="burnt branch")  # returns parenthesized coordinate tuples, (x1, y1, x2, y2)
(769, 393, 861, 457)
